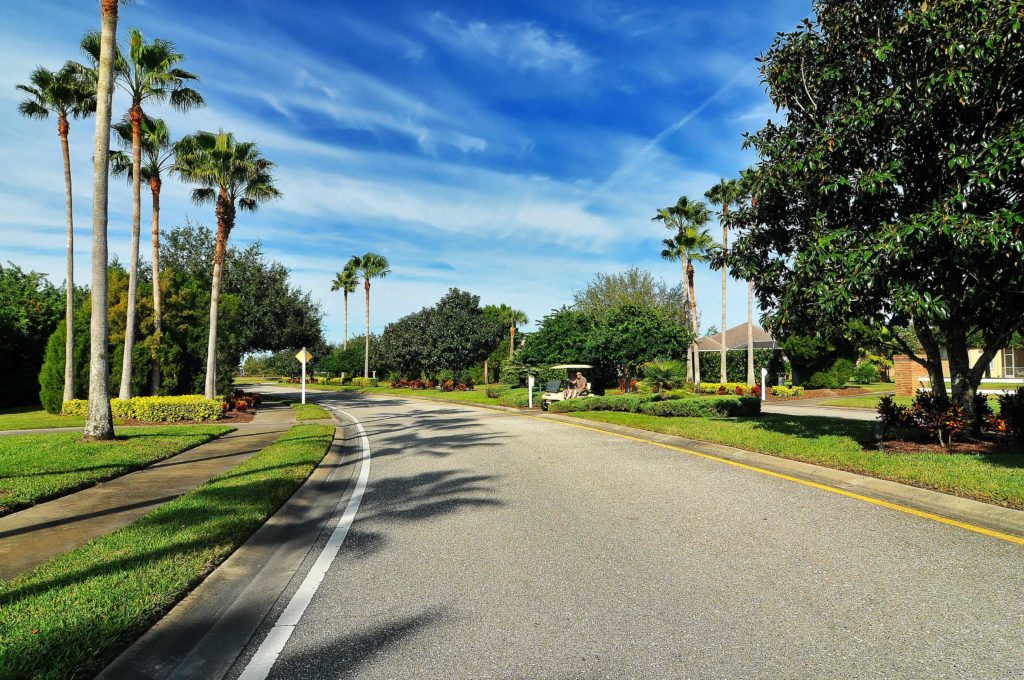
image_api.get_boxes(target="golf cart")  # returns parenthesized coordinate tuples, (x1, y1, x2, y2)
(540, 364, 594, 411)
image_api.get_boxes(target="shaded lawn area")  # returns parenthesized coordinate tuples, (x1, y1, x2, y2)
(822, 394, 1001, 411)
(290, 402, 332, 420)
(0, 407, 85, 431)
(0, 424, 333, 680)
(0, 425, 234, 516)
(567, 411, 1024, 509)
(843, 382, 896, 392)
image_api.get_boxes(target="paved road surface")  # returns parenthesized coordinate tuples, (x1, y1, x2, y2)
(230, 390, 1023, 679)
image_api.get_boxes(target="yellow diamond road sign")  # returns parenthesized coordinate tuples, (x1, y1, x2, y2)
(295, 349, 312, 363)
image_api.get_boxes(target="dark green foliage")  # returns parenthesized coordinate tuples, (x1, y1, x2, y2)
(639, 396, 761, 418)
(697, 349, 786, 384)
(516, 307, 595, 368)
(730, 0, 1024, 411)
(997, 388, 1024, 440)
(38, 328, 66, 414)
(316, 336, 377, 378)
(586, 304, 690, 385)
(804, 358, 856, 389)
(548, 394, 661, 414)
(852, 361, 881, 384)
(0, 264, 64, 407)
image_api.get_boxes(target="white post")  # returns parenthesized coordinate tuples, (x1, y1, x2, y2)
(760, 367, 768, 402)
(528, 374, 535, 409)
(301, 346, 307, 405)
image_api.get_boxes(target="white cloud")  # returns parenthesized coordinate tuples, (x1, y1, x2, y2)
(426, 13, 593, 75)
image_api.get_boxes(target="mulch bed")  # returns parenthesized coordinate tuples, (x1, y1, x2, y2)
(869, 437, 1009, 456)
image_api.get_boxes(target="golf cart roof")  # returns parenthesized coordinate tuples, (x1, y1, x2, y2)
(550, 364, 593, 370)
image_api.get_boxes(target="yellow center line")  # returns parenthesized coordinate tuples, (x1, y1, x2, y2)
(529, 414, 1024, 546)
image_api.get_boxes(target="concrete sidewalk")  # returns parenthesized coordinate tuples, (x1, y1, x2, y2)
(0, 403, 296, 580)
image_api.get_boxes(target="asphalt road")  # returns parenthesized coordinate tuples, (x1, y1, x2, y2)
(230, 390, 1024, 679)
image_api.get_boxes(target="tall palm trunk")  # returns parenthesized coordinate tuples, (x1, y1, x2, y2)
(84, 0, 118, 440)
(149, 176, 162, 393)
(364, 279, 371, 378)
(720, 207, 728, 383)
(687, 261, 700, 384)
(118, 104, 143, 399)
(681, 257, 693, 383)
(509, 325, 516, 359)
(205, 192, 232, 399)
(343, 290, 349, 350)
(58, 114, 75, 405)
(747, 280, 755, 385)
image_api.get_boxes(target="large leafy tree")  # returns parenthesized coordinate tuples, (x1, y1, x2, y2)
(730, 0, 1024, 416)
(0, 264, 64, 408)
(175, 131, 281, 398)
(705, 178, 744, 383)
(16, 62, 95, 405)
(330, 264, 359, 350)
(110, 114, 176, 392)
(587, 304, 691, 388)
(347, 253, 390, 378)
(83, 28, 203, 399)
(424, 289, 503, 378)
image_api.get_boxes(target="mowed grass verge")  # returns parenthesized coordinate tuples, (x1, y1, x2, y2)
(0, 426, 234, 516)
(290, 402, 332, 420)
(566, 412, 1024, 509)
(822, 394, 1001, 410)
(0, 424, 334, 679)
(0, 407, 85, 431)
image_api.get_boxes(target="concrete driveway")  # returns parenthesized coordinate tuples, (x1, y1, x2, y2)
(223, 389, 1022, 679)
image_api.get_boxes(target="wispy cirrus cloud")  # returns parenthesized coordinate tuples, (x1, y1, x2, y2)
(425, 13, 593, 75)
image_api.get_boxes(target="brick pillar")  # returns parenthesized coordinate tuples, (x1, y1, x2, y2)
(893, 354, 929, 396)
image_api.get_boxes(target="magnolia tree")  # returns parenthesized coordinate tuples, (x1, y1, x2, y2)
(730, 0, 1024, 418)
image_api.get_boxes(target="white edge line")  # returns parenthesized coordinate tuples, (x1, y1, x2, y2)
(238, 406, 371, 680)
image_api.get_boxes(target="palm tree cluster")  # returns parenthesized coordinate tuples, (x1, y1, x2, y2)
(653, 173, 757, 386)
(17, 1, 280, 438)
(335, 253, 390, 378)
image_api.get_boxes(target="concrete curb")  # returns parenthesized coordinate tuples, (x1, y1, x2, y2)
(97, 414, 358, 680)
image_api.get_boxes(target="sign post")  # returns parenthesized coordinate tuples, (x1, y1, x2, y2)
(760, 367, 768, 402)
(527, 374, 535, 409)
(295, 347, 313, 404)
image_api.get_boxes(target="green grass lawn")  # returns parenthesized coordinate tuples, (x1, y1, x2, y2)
(844, 382, 896, 392)
(0, 424, 333, 679)
(567, 411, 1024, 509)
(0, 425, 233, 515)
(232, 376, 274, 385)
(0, 407, 85, 431)
(822, 394, 1001, 411)
(290, 402, 332, 420)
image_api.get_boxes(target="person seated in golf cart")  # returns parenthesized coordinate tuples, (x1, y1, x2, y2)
(562, 371, 588, 399)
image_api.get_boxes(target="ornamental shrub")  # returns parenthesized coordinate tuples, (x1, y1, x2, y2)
(771, 385, 805, 397)
(497, 388, 533, 407)
(851, 361, 881, 384)
(997, 387, 1024, 440)
(60, 395, 222, 422)
(485, 384, 511, 399)
(697, 382, 753, 395)
(805, 358, 857, 389)
(638, 396, 761, 418)
(877, 395, 915, 429)
(911, 390, 965, 448)
(548, 394, 663, 414)
(351, 377, 379, 387)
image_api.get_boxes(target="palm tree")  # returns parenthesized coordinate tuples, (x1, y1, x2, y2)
(82, 28, 203, 399)
(655, 197, 714, 383)
(110, 114, 175, 392)
(175, 130, 281, 398)
(79, 0, 121, 440)
(16, 62, 95, 406)
(705, 178, 744, 383)
(330, 264, 360, 350)
(502, 306, 529, 359)
(347, 253, 390, 378)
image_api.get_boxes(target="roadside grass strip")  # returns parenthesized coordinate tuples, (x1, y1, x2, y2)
(0, 407, 85, 431)
(0, 424, 334, 680)
(568, 412, 1024, 510)
(822, 394, 1001, 411)
(290, 402, 332, 420)
(0, 426, 234, 516)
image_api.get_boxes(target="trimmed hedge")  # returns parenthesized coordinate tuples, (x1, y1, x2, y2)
(61, 396, 222, 422)
(549, 394, 662, 414)
(497, 389, 533, 407)
(350, 377, 379, 387)
(638, 396, 761, 418)
(771, 385, 805, 397)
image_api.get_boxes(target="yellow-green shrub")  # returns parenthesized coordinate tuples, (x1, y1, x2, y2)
(351, 377, 379, 387)
(771, 385, 805, 397)
(61, 396, 222, 422)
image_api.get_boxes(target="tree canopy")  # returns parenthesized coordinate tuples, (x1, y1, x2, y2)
(730, 0, 1024, 410)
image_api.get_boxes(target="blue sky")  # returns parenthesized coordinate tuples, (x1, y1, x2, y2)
(0, 0, 808, 342)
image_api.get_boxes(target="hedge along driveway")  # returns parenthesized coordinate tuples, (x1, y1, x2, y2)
(0, 424, 334, 680)
(0, 426, 233, 516)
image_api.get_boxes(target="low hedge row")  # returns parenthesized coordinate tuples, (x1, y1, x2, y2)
(497, 389, 532, 407)
(350, 377, 379, 387)
(639, 396, 761, 418)
(550, 393, 760, 417)
(770, 385, 805, 397)
(61, 396, 222, 422)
